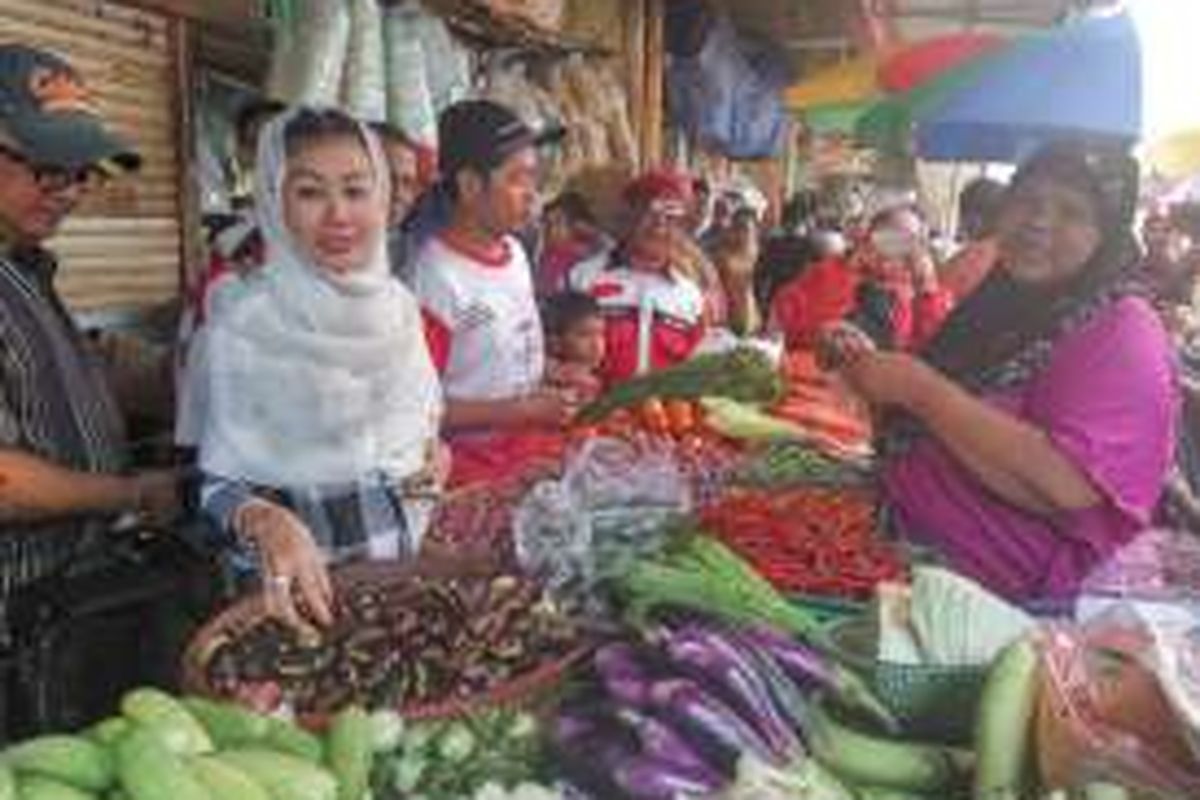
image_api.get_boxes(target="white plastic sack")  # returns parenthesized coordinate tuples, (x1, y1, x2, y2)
(411, 7, 472, 114)
(267, 0, 350, 106)
(343, 0, 388, 122)
(383, 3, 438, 146)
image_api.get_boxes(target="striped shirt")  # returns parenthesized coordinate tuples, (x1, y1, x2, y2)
(200, 473, 420, 568)
(0, 247, 126, 626)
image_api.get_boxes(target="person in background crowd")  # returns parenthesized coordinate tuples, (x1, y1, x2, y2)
(709, 206, 762, 334)
(698, 188, 737, 254)
(827, 144, 1177, 601)
(1140, 205, 1197, 308)
(770, 204, 952, 351)
(230, 99, 288, 211)
(198, 108, 445, 629)
(371, 122, 433, 284)
(571, 169, 709, 385)
(414, 100, 578, 486)
(541, 291, 606, 405)
(0, 45, 180, 680)
(940, 177, 1006, 300)
(754, 191, 819, 312)
(537, 192, 609, 297)
(686, 177, 712, 238)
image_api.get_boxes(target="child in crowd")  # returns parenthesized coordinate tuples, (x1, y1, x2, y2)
(541, 291, 606, 403)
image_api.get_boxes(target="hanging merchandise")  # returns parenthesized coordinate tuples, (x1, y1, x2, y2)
(343, 0, 388, 122)
(411, 5, 474, 114)
(267, 0, 351, 106)
(383, 2, 438, 148)
(667, 11, 789, 159)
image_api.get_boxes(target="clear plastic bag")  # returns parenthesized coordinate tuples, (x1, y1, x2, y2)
(1037, 608, 1200, 798)
(514, 437, 692, 605)
(267, 0, 350, 106)
(1077, 529, 1200, 626)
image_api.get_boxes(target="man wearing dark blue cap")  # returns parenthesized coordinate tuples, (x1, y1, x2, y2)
(0, 45, 179, 702)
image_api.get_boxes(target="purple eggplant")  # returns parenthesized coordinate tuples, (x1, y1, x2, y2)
(648, 678, 782, 767)
(743, 625, 838, 687)
(662, 624, 803, 760)
(595, 641, 656, 707)
(744, 624, 898, 733)
(615, 707, 724, 781)
(614, 755, 725, 800)
(554, 711, 602, 748)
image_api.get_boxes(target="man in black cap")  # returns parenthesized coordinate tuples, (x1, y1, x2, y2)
(413, 100, 575, 466)
(0, 44, 179, 698)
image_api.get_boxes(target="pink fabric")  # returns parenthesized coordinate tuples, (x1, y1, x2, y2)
(885, 297, 1179, 601)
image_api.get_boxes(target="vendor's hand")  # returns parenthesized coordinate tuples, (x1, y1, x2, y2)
(816, 322, 877, 372)
(234, 500, 334, 631)
(127, 469, 181, 525)
(838, 350, 934, 408)
(517, 389, 580, 428)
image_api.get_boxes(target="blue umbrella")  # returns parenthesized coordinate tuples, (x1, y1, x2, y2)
(916, 3, 1200, 162)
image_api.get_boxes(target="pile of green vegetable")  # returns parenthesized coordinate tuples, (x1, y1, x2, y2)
(0, 687, 393, 800)
(372, 709, 549, 800)
(577, 348, 783, 424)
(732, 442, 871, 490)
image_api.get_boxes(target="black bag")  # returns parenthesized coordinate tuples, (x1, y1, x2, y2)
(1, 521, 225, 739)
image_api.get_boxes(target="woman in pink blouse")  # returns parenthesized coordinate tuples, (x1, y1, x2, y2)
(825, 144, 1178, 601)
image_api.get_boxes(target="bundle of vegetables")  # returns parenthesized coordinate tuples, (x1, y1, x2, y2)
(203, 574, 580, 717)
(576, 349, 783, 424)
(548, 615, 908, 799)
(772, 351, 873, 459)
(610, 529, 826, 642)
(0, 686, 396, 800)
(371, 708, 551, 800)
(700, 487, 904, 600)
(732, 441, 871, 490)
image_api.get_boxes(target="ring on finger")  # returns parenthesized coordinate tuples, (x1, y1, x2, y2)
(268, 573, 293, 591)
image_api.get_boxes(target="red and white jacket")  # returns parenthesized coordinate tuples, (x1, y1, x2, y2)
(572, 252, 707, 384)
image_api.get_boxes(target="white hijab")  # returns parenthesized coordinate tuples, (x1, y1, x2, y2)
(199, 107, 442, 488)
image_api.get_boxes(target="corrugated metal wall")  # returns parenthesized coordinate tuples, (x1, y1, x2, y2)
(0, 0, 181, 312)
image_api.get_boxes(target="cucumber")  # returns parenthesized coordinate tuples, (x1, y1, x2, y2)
(973, 638, 1040, 800)
(188, 757, 270, 800)
(325, 707, 372, 800)
(83, 719, 129, 750)
(2, 737, 114, 793)
(261, 719, 323, 763)
(181, 698, 270, 748)
(0, 764, 14, 800)
(119, 688, 213, 756)
(14, 776, 95, 800)
(114, 728, 212, 800)
(214, 751, 336, 800)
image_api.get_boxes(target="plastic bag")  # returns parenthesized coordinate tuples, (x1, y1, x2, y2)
(343, 0, 388, 122)
(383, 2, 438, 146)
(267, 0, 350, 106)
(411, 8, 472, 114)
(514, 437, 692, 604)
(1036, 608, 1200, 798)
(1077, 529, 1200, 626)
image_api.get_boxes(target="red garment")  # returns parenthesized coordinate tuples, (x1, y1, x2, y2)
(770, 256, 953, 351)
(538, 235, 597, 296)
(770, 257, 860, 350)
(599, 312, 706, 386)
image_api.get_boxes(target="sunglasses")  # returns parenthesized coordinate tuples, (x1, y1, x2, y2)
(0, 144, 102, 193)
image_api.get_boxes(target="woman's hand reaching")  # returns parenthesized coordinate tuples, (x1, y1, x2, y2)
(234, 499, 335, 632)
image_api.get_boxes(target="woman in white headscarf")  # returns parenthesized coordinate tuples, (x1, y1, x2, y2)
(197, 107, 443, 627)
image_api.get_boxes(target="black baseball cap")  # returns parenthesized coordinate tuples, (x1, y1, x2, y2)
(437, 99, 563, 182)
(0, 44, 140, 173)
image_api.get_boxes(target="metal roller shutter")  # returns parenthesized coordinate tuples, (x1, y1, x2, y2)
(0, 0, 181, 312)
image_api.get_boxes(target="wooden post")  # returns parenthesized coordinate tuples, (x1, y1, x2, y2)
(169, 16, 201, 296)
(642, 0, 664, 167)
(622, 0, 646, 171)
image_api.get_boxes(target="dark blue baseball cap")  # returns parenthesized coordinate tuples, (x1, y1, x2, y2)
(0, 44, 140, 173)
